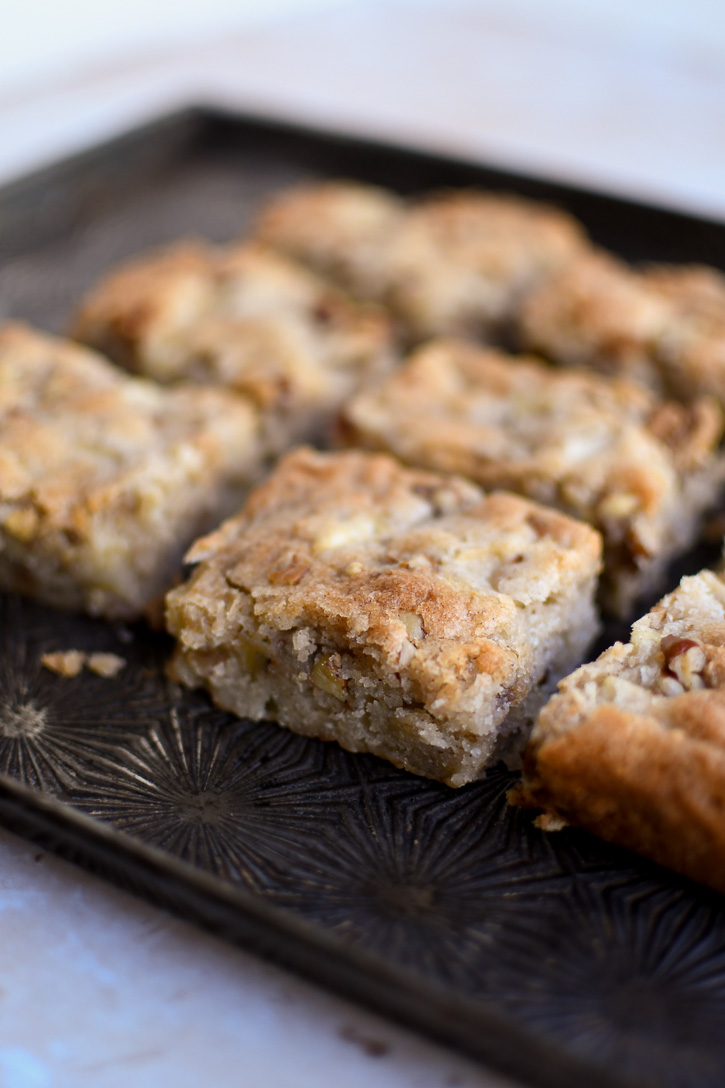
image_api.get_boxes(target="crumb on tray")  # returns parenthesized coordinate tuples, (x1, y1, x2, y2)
(41, 649, 126, 679)
(86, 652, 126, 678)
(41, 650, 87, 678)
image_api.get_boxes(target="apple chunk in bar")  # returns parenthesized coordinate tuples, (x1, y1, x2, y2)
(0, 324, 262, 620)
(165, 448, 602, 787)
(340, 339, 724, 616)
(72, 240, 395, 457)
(515, 569, 725, 894)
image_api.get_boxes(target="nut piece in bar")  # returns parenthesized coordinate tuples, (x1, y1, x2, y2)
(516, 569, 725, 894)
(165, 448, 602, 787)
(520, 250, 725, 409)
(340, 339, 724, 616)
(0, 324, 262, 620)
(72, 240, 395, 457)
(254, 181, 587, 342)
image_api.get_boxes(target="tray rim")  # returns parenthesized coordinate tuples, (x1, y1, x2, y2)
(0, 102, 720, 1088)
(4, 100, 725, 239)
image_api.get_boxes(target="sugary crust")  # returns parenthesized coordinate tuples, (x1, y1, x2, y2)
(252, 181, 404, 301)
(254, 181, 587, 340)
(643, 263, 725, 320)
(166, 448, 601, 786)
(72, 239, 395, 455)
(518, 251, 672, 391)
(384, 191, 587, 340)
(518, 569, 725, 892)
(642, 263, 725, 406)
(0, 323, 262, 619)
(340, 339, 724, 615)
(520, 252, 725, 408)
(70, 242, 218, 377)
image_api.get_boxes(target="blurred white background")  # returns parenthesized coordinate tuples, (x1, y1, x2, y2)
(2, 0, 344, 100)
(4, 0, 725, 101)
(3, 0, 725, 214)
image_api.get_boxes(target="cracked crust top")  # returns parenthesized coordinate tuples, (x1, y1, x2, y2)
(168, 447, 602, 721)
(518, 250, 673, 391)
(0, 323, 261, 617)
(341, 337, 722, 482)
(0, 323, 260, 509)
(384, 190, 587, 339)
(252, 180, 404, 300)
(340, 338, 724, 614)
(71, 241, 219, 377)
(520, 251, 725, 408)
(72, 239, 395, 452)
(642, 263, 725, 405)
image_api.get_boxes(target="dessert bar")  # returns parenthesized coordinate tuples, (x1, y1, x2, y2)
(254, 181, 587, 342)
(0, 324, 262, 619)
(520, 251, 725, 408)
(166, 448, 602, 786)
(517, 569, 725, 894)
(73, 240, 395, 456)
(340, 339, 724, 615)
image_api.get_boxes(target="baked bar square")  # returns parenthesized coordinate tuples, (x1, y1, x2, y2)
(72, 240, 395, 457)
(641, 262, 725, 406)
(519, 251, 725, 409)
(340, 339, 724, 616)
(166, 448, 602, 786)
(517, 569, 725, 893)
(0, 324, 262, 619)
(254, 181, 587, 342)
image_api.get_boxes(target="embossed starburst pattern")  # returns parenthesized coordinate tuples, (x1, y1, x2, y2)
(0, 596, 166, 796)
(270, 763, 575, 988)
(4, 584, 725, 1083)
(493, 871, 725, 1088)
(76, 702, 362, 891)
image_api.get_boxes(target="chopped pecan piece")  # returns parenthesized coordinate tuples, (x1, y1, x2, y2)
(661, 634, 706, 690)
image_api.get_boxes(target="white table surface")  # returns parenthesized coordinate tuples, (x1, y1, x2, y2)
(0, 2, 724, 1085)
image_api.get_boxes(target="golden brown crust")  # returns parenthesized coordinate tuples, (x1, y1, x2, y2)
(518, 250, 672, 390)
(0, 323, 262, 619)
(254, 181, 587, 340)
(72, 240, 396, 455)
(71, 242, 217, 375)
(166, 448, 601, 786)
(340, 338, 724, 615)
(385, 191, 587, 340)
(253, 180, 404, 300)
(523, 697, 725, 891)
(518, 569, 725, 892)
(642, 263, 725, 407)
(256, 181, 725, 408)
(643, 263, 725, 323)
(520, 252, 725, 409)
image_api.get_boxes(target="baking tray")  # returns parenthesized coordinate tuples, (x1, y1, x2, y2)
(2, 106, 725, 1088)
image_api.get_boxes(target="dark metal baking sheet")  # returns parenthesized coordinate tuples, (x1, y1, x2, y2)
(1, 106, 725, 1088)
